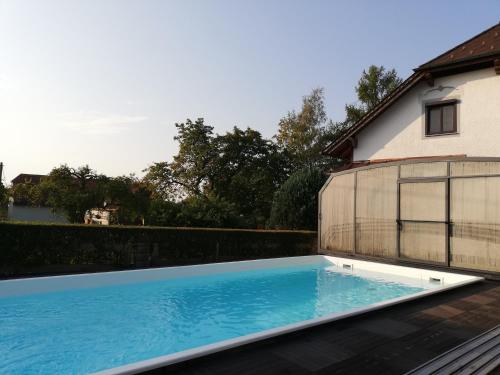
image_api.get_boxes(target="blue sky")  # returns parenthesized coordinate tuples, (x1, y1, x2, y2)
(0, 0, 499, 182)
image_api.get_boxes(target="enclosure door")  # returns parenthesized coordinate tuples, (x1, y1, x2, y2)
(398, 180, 448, 264)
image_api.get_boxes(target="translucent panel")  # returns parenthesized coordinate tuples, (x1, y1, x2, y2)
(400, 162, 448, 178)
(450, 161, 500, 177)
(400, 222, 446, 263)
(400, 182, 446, 222)
(320, 173, 355, 253)
(442, 105, 455, 133)
(428, 107, 441, 134)
(450, 177, 500, 272)
(355, 166, 398, 257)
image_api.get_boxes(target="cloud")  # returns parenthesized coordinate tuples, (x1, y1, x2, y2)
(58, 111, 149, 135)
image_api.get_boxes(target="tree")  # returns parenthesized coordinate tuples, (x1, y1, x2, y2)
(40, 165, 108, 223)
(276, 88, 333, 170)
(268, 167, 327, 230)
(8, 182, 47, 206)
(143, 118, 217, 200)
(104, 175, 151, 225)
(345, 65, 403, 125)
(0, 182, 8, 219)
(145, 121, 290, 228)
(210, 127, 289, 227)
(146, 199, 183, 227)
(176, 196, 243, 228)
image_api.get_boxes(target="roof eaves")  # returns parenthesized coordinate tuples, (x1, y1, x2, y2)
(415, 50, 500, 73)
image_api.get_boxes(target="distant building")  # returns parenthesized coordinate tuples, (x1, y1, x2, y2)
(84, 207, 119, 225)
(7, 199, 68, 223)
(8, 172, 68, 223)
(11, 173, 47, 185)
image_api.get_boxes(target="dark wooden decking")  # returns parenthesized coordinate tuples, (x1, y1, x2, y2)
(144, 280, 500, 375)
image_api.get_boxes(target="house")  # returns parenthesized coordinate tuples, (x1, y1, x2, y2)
(8, 172, 68, 223)
(324, 22, 500, 167)
(11, 173, 47, 185)
(84, 207, 119, 225)
(319, 23, 500, 274)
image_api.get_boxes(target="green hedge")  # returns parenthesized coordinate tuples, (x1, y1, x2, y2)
(0, 222, 317, 278)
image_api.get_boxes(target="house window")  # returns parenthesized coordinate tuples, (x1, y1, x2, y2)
(425, 100, 457, 136)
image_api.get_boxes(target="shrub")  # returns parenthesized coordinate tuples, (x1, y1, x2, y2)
(268, 167, 327, 230)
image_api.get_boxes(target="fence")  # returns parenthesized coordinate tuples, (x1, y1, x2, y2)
(319, 157, 500, 274)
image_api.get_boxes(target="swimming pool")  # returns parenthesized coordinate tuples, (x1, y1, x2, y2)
(0, 255, 482, 374)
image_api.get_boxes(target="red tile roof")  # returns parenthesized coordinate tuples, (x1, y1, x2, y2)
(11, 174, 47, 185)
(417, 23, 500, 70)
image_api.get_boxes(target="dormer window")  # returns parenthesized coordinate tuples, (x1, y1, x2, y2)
(425, 100, 458, 136)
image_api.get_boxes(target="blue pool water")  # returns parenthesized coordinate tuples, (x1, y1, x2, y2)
(0, 263, 425, 374)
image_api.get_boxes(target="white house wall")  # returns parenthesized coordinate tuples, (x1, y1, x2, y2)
(353, 68, 500, 161)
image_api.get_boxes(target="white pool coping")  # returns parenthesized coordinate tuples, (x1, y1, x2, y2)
(0, 255, 483, 375)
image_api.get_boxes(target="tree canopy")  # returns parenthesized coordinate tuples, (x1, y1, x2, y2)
(344, 65, 403, 125)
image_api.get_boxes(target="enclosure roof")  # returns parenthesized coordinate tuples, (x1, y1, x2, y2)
(324, 23, 500, 158)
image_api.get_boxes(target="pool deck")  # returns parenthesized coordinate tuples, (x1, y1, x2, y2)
(144, 280, 500, 375)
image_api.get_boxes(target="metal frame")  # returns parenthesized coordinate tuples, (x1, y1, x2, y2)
(353, 171, 357, 255)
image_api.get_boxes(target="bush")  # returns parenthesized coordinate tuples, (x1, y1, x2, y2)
(0, 222, 317, 278)
(268, 167, 327, 230)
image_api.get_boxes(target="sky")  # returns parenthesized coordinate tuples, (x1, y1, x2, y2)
(0, 0, 499, 183)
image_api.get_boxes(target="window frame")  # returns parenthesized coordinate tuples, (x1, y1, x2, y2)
(425, 99, 458, 136)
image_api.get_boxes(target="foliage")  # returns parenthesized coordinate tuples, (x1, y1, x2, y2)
(8, 182, 48, 206)
(104, 176, 152, 225)
(344, 65, 403, 125)
(145, 199, 183, 227)
(268, 167, 327, 230)
(144, 119, 217, 200)
(0, 222, 317, 278)
(210, 127, 290, 226)
(144, 122, 290, 227)
(276, 88, 337, 170)
(0, 182, 8, 218)
(40, 165, 109, 223)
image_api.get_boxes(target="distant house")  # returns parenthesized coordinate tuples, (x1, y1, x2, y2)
(11, 173, 47, 185)
(84, 207, 119, 225)
(8, 172, 68, 223)
(319, 23, 500, 274)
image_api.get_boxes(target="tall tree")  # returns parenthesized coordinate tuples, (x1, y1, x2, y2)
(144, 118, 217, 200)
(345, 65, 403, 125)
(211, 127, 289, 226)
(276, 88, 333, 170)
